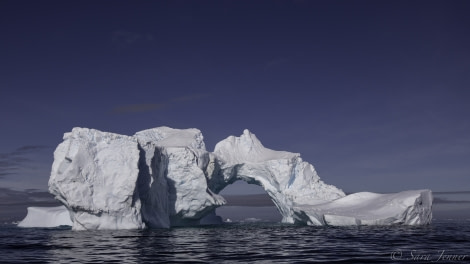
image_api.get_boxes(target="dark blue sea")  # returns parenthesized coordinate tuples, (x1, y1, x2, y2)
(1, 220, 469, 264)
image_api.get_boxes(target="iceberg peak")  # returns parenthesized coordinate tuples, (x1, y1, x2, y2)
(214, 130, 298, 165)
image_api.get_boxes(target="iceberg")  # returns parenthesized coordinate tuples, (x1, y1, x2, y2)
(48, 128, 144, 230)
(18, 206, 72, 227)
(294, 190, 432, 226)
(19, 127, 432, 229)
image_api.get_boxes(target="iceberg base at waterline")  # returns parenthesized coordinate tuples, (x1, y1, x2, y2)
(18, 127, 433, 229)
(18, 206, 73, 228)
(293, 190, 432, 226)
(17, 190, 432, 228)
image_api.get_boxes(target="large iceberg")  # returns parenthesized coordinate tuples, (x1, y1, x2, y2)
(19, 127, 432, 229)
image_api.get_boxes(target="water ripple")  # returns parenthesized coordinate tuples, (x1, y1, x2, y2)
(0, 221, 469, 263)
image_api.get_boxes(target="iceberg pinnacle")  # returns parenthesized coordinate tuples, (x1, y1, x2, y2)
(20, 127, 432, 230)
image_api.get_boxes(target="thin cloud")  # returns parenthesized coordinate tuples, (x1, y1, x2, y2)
(433, 197, 470, 204)
(0, 160, 16, 168)
(112, 103, 167, 114)
(0, 145, 50, 179)
(0, 171, 14, 178)
(0, 145, 49, 158)
(223, 194, 274, 207)
(434, 191, 470, 194)
(0, 187, 60, 222)
(15, 145, 49, 153)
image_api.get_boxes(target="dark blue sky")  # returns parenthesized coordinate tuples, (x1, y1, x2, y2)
(1, 0, 469, 194)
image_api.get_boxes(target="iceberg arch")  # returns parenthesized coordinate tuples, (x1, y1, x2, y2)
(208, 129, 345, 224)
(20, 127, 432, 230)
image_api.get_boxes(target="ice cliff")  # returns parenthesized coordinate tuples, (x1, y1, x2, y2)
(20, 127, 432, 229)
(48, 128, 144, 230)
(134, 127, 225, 226)
(47, 127, 224, 230)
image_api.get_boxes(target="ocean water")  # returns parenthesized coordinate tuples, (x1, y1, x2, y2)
(1, 220, 469, 263)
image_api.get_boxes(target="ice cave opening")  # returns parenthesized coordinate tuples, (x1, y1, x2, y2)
(216, 180, 283, 223)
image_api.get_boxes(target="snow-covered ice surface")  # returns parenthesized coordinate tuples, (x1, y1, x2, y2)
(294, 190, 433, 226)
(20, 127, 433, 230)
(18, 206, 72, 227)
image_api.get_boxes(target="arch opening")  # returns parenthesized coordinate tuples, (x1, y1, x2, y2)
(215, 180, 282, 223)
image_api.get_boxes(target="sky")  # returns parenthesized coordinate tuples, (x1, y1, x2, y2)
(1, 0, 470, 196)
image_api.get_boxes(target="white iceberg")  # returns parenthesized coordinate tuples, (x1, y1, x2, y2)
(47, 127, 224, 230)
(19, 127, 432, 229)
(48, 128, 144, 230)
(294, 190, 432, 226)
(18, 206, 72, 227)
